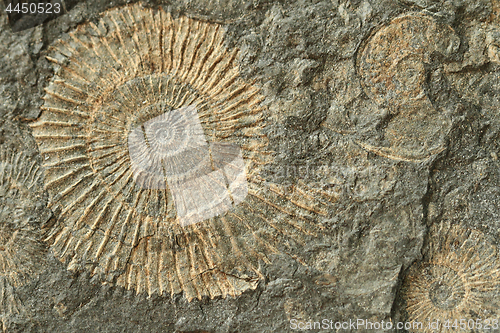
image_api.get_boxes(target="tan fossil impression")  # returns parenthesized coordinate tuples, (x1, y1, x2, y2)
(356, 12, 460, 162)
(403, 224, 500, 332)
(0, 148, 47, 319)
(30, 4, 334, 300)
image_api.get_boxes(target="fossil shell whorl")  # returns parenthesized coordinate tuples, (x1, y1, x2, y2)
(356, 12, 460, 162)
(403, 224, 500, 332)
(30, 4, 331, 301)
(0, 148, 46, 287)
(0, 148, 47, 320)
(357, 12, 459, 107)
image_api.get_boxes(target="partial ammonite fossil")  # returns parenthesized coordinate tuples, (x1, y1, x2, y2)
(356, 12, 460, 162)
(30, 4, 332, 300)
(403, 223, 500, 332)
(0, 148, 47, 324)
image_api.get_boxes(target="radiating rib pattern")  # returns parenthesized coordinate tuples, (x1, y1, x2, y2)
(30, 4, 332, 300)
(403, 224, 500, 332)
(0, 148, 47, 320)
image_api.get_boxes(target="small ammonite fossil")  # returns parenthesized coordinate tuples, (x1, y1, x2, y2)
(30, 4, 332, 300)
(0, 148, 47, 322)
(356, 12, 460, 162)
(403, 223, 500, 332)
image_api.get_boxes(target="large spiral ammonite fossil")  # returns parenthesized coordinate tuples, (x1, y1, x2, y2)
(30, 4, 332, 300)
(403, 224, 500, 332)
(356, 12, 460, 162)
(0, 148, 47, 318)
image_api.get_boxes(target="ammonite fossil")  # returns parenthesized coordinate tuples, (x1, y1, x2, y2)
(403, 223, 500, 332)
(30, 4, 332, 300)
(356, 12, 460, 162)
(0, 148, 47, 320)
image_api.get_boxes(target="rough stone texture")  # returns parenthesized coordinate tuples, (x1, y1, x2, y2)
(0, 0, 499, 332)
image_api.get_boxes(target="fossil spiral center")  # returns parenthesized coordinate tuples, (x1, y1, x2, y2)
(428, 268, 465, 310)
(155, 128, 172, 144)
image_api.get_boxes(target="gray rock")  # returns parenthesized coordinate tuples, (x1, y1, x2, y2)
(0, 0, 499, 331)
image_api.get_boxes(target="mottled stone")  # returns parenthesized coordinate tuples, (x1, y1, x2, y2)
(0, 0, 499, 331)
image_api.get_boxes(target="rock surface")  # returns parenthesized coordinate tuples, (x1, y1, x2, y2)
(0, 0, 499, 332)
